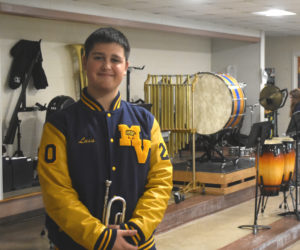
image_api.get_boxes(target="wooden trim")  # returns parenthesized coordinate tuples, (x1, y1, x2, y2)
(0, 192, 43, 219)
(0, 191, 41, 203)
(0, 3, 260, 43)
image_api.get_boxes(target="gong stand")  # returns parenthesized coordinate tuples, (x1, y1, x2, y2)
(238, 121, 272, 235)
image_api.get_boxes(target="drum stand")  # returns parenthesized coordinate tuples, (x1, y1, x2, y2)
(238, 121, 272, 235)
(278, 173, 294, 216)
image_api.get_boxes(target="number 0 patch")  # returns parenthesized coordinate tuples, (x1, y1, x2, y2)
(159, 143, 169, 160)
(45, 144, 56, 163)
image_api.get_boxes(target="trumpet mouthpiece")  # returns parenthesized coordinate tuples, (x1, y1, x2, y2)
(105, 180, 112, 186)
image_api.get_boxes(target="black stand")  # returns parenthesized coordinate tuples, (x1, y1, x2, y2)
(13, 119, 24, 157)
(198, 129, 235, 163)
(238, 121, 272, 234)
(126, 65, 145, 102)
(283, 111, 300, 220)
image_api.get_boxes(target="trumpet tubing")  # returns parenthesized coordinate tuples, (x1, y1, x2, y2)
(102, 180, 126, 226)
(144, 74, 196, 157)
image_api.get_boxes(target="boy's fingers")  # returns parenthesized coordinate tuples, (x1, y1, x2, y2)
(120, 229, 137, 237)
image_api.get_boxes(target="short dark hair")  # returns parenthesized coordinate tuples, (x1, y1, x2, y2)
(84, 27, 130, 60)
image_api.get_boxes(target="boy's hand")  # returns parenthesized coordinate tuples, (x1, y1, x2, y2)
(112, 229, 138, 250)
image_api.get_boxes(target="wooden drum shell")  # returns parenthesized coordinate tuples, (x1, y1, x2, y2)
(258, 143, 284, 196)
(271, 137, 296, 183)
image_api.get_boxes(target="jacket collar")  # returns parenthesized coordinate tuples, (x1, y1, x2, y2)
(80, 87, 121, 111)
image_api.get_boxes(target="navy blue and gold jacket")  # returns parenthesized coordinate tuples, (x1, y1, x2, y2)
(38, 88, 173, 250)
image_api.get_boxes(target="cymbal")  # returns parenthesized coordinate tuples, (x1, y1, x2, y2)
(259, 84, 283, 111)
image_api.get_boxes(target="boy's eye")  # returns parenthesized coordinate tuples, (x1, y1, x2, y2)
(111, 58, 122, 63)
(94, 56, 104, 60)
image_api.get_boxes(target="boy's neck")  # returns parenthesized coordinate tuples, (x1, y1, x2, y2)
(87, 87, 118, 111)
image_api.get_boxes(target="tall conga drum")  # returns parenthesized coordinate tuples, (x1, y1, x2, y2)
(272, 137, 296, 184)
(258, 140, 285, 196)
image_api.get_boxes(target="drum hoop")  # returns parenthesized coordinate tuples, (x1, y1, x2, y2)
(220, 74, 245, 128)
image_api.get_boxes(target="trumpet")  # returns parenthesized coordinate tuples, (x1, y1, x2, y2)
(102, 180, 126, 226)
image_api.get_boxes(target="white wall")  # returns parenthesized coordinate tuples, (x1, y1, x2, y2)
(265, 36, 300, 136)
(211, 39, 261, 135)
(0, 13, 211, 159)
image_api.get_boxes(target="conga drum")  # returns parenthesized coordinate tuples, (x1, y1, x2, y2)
(272, 137, 295, 184)
(258, 140, 285, 196)
(193, 72, 245, 135)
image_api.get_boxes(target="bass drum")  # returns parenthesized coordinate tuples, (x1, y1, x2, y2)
(46, 95, 75, 122)
(193, 72, 245, 135)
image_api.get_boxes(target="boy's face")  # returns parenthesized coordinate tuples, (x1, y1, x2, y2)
(83, 42, 129, 96)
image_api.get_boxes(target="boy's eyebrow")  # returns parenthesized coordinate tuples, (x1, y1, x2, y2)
(91, 51, 104, 55)
(91, 51, 123, 59)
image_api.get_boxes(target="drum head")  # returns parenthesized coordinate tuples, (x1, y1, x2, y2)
(193, 73, 232, 135)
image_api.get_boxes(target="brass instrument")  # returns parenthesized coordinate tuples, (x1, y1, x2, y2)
(102, 180, 126, 226)
(69, 44, 88, 99)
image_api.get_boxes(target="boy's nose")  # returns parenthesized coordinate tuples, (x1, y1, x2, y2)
(103, 60, 111, 69)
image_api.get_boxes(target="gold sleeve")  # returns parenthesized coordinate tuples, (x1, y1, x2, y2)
(129, 118, 173, 241)
(37, 122, 110, 249)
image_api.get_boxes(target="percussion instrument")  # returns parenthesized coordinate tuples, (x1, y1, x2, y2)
(46, 95, 75, 122)
(259, 84, 288, 111)
(240, 147, 255, 157)
(228, 146, 239, 157)
(258, 140, 284, 196)
(271, 137, 295, 184)
(193, 72, 245, 135)
(228, 146, 254, 157)
(144, 74, 197, 157)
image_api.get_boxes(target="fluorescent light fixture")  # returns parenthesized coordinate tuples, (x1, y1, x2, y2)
(253, 9, 296, 17)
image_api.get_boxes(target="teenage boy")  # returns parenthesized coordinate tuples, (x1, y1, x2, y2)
(38, 27, 173, 250)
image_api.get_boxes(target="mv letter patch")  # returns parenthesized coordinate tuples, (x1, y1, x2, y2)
(118, 124, 151, 164)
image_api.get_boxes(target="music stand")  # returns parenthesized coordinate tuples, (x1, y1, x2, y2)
(238, 121, 272, 235)
(285, 111, 300, 220)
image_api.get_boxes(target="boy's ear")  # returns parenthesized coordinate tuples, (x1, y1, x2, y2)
(124, 61, 129, 75)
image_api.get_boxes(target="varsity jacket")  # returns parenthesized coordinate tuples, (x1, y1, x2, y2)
(38, 88, 173, 250)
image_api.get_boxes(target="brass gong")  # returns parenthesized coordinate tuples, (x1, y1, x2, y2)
(259, 84, 287, 111)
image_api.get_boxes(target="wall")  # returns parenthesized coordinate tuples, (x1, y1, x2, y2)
(211, 39, 261, 135)
(0, 13, 211, 159)
(265, 36, 300, 136)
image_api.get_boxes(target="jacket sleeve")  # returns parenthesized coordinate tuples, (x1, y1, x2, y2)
(126, 118, 173, 245)
(38, 122, 116, 250)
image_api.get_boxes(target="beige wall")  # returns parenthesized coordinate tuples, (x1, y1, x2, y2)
(212, 39, 261, 135)
(265, 36, 300, 136)
(0, 13, 211, 158)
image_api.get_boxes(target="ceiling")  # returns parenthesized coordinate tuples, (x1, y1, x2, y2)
(66, 0, 300, 36)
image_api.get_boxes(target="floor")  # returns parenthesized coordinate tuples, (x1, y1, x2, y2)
(156, 193, 300, 250)
(1, 192, 300, 249)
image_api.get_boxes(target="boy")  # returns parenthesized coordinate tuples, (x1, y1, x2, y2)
(38, 27, 173, 249)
